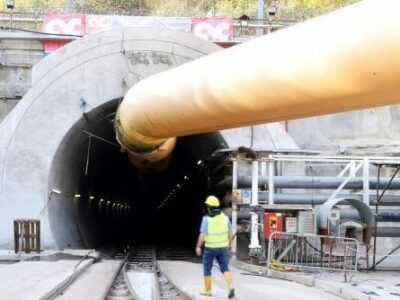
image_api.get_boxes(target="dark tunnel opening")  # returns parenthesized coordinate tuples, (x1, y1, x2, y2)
(48, 100, 228, 250)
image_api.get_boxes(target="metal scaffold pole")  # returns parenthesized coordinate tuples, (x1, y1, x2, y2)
(257, 0, 265, 36)
(66, 0, 73, 13)
(232, 160, 238, 259)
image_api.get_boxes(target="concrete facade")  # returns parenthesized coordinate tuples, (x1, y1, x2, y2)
(0, 28, 298, 250)
(0, 28, 219, 249)
(0, 38, 44, 121)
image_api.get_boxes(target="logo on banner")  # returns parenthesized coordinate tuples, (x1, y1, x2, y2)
(192, 18, 233, 42)
(43, 14, 85, 35)
(86, 15, 109, 34)
(42, 14, 86, 53)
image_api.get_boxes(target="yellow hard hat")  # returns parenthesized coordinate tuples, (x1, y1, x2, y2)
(205, 195, 220, 207)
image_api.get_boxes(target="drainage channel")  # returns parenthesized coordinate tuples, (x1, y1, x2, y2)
(103, 245, 189, 300)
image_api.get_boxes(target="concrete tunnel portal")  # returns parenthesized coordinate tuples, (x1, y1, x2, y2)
(4, 0, 396, 250)
(48, 99, 227, 249)
(0, 27, 250, 249)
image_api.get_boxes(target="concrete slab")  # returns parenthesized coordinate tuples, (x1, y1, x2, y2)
(61, 249, 98, 257)
(314, 271, 400, 299)
(126, 271, 159, 300)
(56, 260, 120, 300)
(340, 287, 370, 300)
(234, 259, 400, 299)
(0, 259, 92, 300)
(0, 249, 97, 262)
(158, 261, 342, 300)
(314, 278, 342, 297)
(0, 249, 59, 261)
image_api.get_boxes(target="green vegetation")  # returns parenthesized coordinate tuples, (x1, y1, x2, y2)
(1, 0, 65, 11)
(0, 0, 359, 20)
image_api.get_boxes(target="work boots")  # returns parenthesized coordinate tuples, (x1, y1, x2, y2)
(223, 271, 235, 299)
(200, 275, 212, 296)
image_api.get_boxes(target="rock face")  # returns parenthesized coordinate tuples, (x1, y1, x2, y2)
(288, 106, 400, 156)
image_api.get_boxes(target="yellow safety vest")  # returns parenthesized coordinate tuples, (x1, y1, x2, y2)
(204, 213, 229, 248)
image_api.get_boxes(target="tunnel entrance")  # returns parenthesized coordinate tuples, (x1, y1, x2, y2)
(48, 100, 227, 250)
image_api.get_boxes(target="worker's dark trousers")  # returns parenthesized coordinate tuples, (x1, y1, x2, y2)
(203, 247, 229, 276)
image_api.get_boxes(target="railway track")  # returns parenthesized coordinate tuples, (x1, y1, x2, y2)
(103, 251, 136, 300)
(103, 246, 189, 300)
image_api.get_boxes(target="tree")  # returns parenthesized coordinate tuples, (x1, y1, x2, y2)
(0, 0, 65, 11)
(74, 0, 151, 15)
(0, 0, 358, 18)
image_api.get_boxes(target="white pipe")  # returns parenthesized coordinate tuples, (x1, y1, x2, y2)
(268, 155, 274, 205)
(251, 161, 259, 206)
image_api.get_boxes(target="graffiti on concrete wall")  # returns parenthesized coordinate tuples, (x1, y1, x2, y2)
(125, 51, 173, 66)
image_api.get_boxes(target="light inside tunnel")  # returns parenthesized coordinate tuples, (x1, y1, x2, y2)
(48, 100, 227, 250)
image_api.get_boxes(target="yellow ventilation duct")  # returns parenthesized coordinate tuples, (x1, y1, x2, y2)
(115, 0, 400, 163)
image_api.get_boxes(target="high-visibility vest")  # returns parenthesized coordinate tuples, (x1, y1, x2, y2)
(204, 213, 229, 248)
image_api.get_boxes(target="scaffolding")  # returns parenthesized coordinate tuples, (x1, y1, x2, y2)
(228, 153, 400, 269)
(371, 161, 400, 270)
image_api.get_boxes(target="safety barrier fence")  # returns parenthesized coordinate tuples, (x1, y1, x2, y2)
(267, 232, 360, 274)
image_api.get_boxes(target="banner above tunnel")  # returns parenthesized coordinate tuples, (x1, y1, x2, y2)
(42, 14, 86, 53)
(42, 14, 234, 53)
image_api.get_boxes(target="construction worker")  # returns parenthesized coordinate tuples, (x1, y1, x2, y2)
(195, 195, 235, 298)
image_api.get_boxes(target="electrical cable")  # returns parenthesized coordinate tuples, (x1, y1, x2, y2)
(47, 249, 97, 300)
(232, 229, 250, 242)
(84, 136, 91, 175)
(240, 272, 293, 282)
(98, 251, 112, 260)
(0, 25, 82, 37)
(305, 239, 323, 254)
(82, 130, 120, 148)
(81, 99, 115, 125)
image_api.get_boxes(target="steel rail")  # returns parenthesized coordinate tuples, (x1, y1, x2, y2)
(103, 246, 188, 300)
(102, 250, 138, 300)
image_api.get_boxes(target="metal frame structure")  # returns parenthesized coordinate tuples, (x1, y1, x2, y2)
(230, 154, 400, 267)
(231, 154, 400, 206)
(371, 162, 400, 270)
